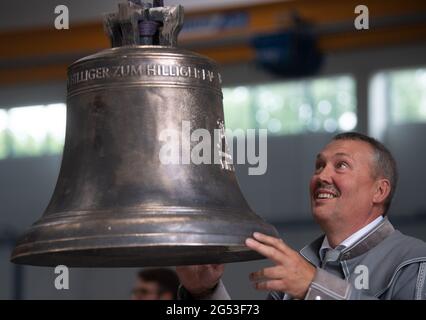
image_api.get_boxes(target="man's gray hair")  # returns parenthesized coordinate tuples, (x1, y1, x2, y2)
(332, 132, 398, 215)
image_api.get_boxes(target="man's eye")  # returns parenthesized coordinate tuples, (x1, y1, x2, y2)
(315, 163, 324, 171)
(336, 161, 348, 169)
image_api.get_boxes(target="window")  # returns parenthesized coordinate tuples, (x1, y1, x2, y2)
(369, 67, 426, 140)
(0, 109, 7, 159)
(0, 103, 66, 160)
(389, 68, 426, 124)
(223, 75, 357, 135)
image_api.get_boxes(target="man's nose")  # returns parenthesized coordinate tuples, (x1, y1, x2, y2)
(316, 164, 334, 184)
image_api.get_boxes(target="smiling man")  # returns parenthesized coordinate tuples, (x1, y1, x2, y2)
(176, 132, 426, 300)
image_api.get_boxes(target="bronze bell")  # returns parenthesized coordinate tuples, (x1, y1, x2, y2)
(11, 0, 278, 267)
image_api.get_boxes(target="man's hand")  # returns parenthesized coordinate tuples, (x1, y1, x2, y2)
(176, 264, 224, 297)
(246, 232, 316, 299)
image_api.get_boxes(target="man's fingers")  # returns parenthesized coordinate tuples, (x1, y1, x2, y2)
(176, 265, 196, 274)
(245, 238, 284, 264)
(249, 266, 284, 282)
(253, 280, 284, 292)
(211, 264, 224, 270)
(252, 232, 291, 254)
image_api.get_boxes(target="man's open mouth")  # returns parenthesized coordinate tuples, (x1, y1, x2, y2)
(314, 189, 339, 200)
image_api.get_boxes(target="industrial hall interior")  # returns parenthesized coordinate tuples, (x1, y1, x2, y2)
(1, 0, 426, 300)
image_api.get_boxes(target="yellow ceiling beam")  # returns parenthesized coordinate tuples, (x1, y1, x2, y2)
(1, 0, 426, 85)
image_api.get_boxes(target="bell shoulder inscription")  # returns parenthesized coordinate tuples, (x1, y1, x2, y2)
(68, 63, 222, 88)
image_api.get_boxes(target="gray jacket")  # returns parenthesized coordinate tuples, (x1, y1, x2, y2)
(179, 218, 426, 300)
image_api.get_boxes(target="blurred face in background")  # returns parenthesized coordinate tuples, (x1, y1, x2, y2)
(310, 139, 382, 233)
(131, 278, 173, 300)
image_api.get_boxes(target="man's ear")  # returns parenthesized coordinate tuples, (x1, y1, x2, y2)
(373, 178, 391, 205)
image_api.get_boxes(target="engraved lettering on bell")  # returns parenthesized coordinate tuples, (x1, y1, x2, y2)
(216, 120, 234, 172)
(69, 64, 218, 87)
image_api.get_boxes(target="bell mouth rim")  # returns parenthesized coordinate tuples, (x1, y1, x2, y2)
(11, 216, 278, 267)
(11, 241, 267, 268)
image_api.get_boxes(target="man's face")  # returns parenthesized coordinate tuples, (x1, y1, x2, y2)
(132, 279, 170, 300)
(310, 140, 379, 228)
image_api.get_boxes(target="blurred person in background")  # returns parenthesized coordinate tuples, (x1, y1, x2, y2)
(131, 268, 180, 300)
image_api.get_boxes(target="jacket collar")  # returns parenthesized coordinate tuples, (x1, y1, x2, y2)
(300, 217, 395, 266)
